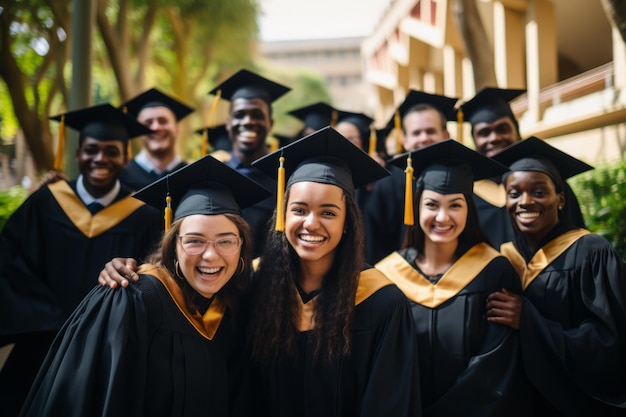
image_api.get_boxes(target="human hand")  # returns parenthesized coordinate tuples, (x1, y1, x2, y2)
(97, 258, 138, 289)
(40, 170, 68, 187)
(485, 288, 521, 330)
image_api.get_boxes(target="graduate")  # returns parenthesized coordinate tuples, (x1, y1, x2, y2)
(362, 90, 458, 264)
(208, 69, 291, 258)
(486, 137, 626, 416)
(246, 127, 421, 417)
(19, 154, 270, 417)
(119, 87, 194, 190)
(287, 101, 345, 138)
(375, 139, 531, 416)
(459, 88, 585, 249)
(0, 104, 162, 417)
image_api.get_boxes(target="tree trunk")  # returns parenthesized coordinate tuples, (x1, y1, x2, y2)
(450, 0, 498, 89)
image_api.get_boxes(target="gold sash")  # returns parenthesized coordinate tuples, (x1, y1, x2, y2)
(48, 181, 146, 238)
(376, 243, 500, 308)
(473, 179, 507, 208)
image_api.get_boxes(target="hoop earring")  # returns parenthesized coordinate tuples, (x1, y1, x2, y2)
(174, 260, 185, 280)
(236, 257, 245, 275)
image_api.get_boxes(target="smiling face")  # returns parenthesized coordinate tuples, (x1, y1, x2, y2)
(227, 97, 273, 161)
(419, 189, 468, 246)
(136, 106, 179, 158)
(76, 137, 128, 198)
(176, 214, 242, 298)
(285, 181, 347, 274)
(505, 171, 565, 249)
(401, 108, 449, 151)
(471, 116, 520, 158)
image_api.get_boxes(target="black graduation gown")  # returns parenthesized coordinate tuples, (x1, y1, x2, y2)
(0, 180, 161, 416)
(226, 153, 276, 258)
(376, 243, 531, 417)
(119, 158, 187, 191)
(473, 179, 586, 249)
(249, 268, 421, 417)
(501, 227, 626, 416)
(20, 266, 243, 417)
(362, 165, 408, 264)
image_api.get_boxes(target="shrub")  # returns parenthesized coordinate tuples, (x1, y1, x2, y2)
(0, 186, 28, 231)
(569, 159, 626, 260)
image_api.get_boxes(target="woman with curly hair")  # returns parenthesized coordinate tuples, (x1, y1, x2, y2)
(20, 156, 269, 417)
(246, 127, 421, 417)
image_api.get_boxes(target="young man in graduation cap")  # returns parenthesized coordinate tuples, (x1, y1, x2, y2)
(119, 87, 195, 190)
(362, 90, 458, 264)
(208, 69, 291, 258)
(0, 103, 163, 417)
(459, 87, 585, 248)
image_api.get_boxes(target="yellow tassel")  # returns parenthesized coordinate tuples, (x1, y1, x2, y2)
(368, 127, 377, 156)
(201, 128, 208, 156)
(330, 110, 338, 128)
(404, 155, 414, 226)
(457, 108, 464, 145)
(275, 156, 285, 232)
(394, 110, 403, 153)
(53, 115, 65, 171)
(164, 195, 172, 231)
(269, 137, 278, 152)
(126, 141, 133, 159)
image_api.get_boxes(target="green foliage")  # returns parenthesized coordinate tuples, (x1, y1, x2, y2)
(569, 159, 626, 259)
(0, 186, 28, 231)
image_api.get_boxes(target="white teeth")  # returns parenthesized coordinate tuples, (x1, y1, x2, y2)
(518, 212, 540, 219)
(239, 131, 257, 138)
(92, 168, 109, 174)
(197, 267, 221, 274)
(300, 235, 324, 242)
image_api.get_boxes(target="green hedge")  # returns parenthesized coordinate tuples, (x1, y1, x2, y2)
(0, 186, 28, 231)
(570, 159, 626, 259)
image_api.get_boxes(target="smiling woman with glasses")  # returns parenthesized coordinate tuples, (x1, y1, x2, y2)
(20, 155, 270, 417)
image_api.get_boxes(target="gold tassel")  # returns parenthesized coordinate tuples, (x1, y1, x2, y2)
(457, 108, 464, 145)
(275, 156, 285, 232)
(394, 110, 403, 153)
(53, 115, 65, 171)
(201, 128, 208, 156)
(404, 154, 414, 226)
(330, 110, 338, 128)
(121, 106, 133, 158)
(269, 137, 279, 153)
(164, 195, 172, 231)
(368, 127, 377, 156)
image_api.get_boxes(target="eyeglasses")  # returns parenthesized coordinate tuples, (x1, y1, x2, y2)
(178, 236, 242, 255)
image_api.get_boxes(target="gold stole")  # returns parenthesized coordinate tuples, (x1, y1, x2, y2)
(48, 181, 146, 238)
(500, 229, 591, 290)
(138, 264, 226, 340)
(473, 179, 506, 208)
(375, 243, 500, 308)
(296, 268, 393, 332)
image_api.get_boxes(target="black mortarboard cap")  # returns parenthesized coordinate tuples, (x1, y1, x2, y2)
(120, 88, 194, 121)
(459, 87, 525, 126)
(386, 90, 458, 129)
(133, 155, 271, 225)
(194, 124, 231, 150)
(50, 103, 153, 142)
(492, 136, 593, 189)
(389, 139, 509, 195)
(288, 102, 345, 130)
(253, 126, 390, 195)
(208, 69, 290, 104)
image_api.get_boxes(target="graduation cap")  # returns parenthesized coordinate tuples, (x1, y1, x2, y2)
(49, 103, 153, 171)
(334, 111, 378, 155)
(195, 124, 232, 154)
(387, 139, 509, 225)
(459, 87, 525, 126)
(120, 88, 194, 121)
(288, 102, 346, 131)
(208, 69, 290, 104)
(252, 126, 390, 231)
(491, 136, 593, 191)
(133, 154, 271, 230)
(385, 90, 459, 152)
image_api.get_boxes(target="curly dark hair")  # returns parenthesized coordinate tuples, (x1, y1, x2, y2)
(145, 213, 252, 319)
(405, 188, 490, 254)
(248, 185, 366, 364)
